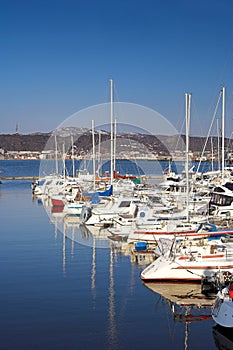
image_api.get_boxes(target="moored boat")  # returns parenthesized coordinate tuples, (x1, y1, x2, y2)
(141, 234, 233, 283)
(51, 195, 65, 207)
(128, 221, 233, 244)
(212, 281, 233, 327)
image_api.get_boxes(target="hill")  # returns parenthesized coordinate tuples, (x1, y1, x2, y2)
(0, 131, 232, 156)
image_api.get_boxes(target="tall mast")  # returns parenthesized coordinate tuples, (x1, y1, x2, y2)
(211, 137, 214, 172)
(92, 119, 96, 190)
(110, 79, 114, 185)
(217, 118, 220, 171)
(55, 133, 58, 174)
(114, 118, 117, 173)
(62, 143, 66, 177)
(71, 135, 75, 177)
(97, 130, 101, 177)
(221, 86, 225, 180)
(185, 93, 191, 222)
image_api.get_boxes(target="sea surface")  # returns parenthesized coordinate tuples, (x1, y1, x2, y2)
(0, 160, 230, 350)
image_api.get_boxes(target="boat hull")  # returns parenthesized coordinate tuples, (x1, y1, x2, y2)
(212, 297, 233, 327)
(51, 198, 65, 207)
(141, 240, 233, 283)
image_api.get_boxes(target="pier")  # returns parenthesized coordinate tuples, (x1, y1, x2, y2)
(0, 176, 39, 181)
(0, 175, 163, 181)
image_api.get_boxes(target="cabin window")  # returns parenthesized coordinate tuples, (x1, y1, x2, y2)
(211, 193, 233, 206)
(214, 187, 225, 193)
(119, 201, 131, 208)
(225, 183, 233, 191)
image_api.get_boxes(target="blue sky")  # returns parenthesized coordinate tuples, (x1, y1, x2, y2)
(0, 0, 232, 136)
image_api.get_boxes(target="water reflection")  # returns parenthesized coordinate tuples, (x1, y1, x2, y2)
(32, 192, 218, 349)
(44, 202, 119, 349)
(108, 247, 118, 350)
(144, 283, 215, 350)
(213, 324, 233, 350)
(33, 193, 158, 268)
(144, 283, 215, 308)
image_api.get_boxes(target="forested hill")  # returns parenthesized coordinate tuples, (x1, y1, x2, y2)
(0, 133, 50, 151)
(0, 132, 232, 154)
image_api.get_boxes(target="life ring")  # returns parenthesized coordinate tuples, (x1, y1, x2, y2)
(223, 270, 232, 283)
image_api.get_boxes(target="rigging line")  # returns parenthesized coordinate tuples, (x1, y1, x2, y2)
(174, 98, 187, 135)
(125, 134, 141, 176)
(113, 82, 120, 103)
(174, 260, 204, 278)
(196, 89, 222, 174)
(174, 116, 185, 158)
(191, 96, 205, 138)
(172, 96, 191, 158)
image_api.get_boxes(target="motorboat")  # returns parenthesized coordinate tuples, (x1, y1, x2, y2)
(127, 220, 198, 243)
(127, 221, 226, 244)
(141, 234, 233, 283)
(212, 281, 233, 327)
(80, 195, 141, 226)
(63, 200, 85, 216)
(209, 182, 233, 218)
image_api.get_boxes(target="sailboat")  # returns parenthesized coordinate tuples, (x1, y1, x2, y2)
(127, 93, 206, 244)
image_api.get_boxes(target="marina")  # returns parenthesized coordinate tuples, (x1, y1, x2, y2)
(1, 0, 232, 348)
(1, 159, 233, 349)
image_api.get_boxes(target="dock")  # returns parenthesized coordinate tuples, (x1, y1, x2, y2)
(0, 175, 163, 181)
(0, 176, 39, 181)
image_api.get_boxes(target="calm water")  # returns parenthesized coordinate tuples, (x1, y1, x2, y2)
(0, 160, 229, 350)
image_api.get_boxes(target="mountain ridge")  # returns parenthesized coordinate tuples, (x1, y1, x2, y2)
(0, 131, 232, 156)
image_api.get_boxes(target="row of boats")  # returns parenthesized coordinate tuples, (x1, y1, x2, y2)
(32, 164, 233, 329)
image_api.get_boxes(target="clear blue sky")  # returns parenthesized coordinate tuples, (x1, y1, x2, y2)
(0, 0, 232, 136)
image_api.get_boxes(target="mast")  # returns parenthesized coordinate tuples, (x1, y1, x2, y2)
(92, 119, 96, 191)
(217, 118, 220, 171)
(114, 118, 117, 173)
(55, 133, 58, 174)
(185, 93, 191, 222)
(221, 86, 225, 180)
(62, 143, 66, 177)
(211, 137, 214, 172)
(110, 79, 114, 185)
(97, 130, 101, 177)
(71, 135, 75, 177)
(196, 90, 222, 174)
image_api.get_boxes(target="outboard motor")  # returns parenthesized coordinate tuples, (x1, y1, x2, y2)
(80, 206, 92, 223)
